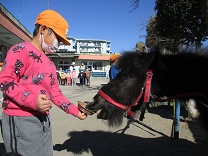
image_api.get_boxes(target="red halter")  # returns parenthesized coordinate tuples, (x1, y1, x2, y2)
(98, 70, 153, 117)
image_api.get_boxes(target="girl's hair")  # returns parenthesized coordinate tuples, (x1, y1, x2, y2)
(33, 24, 53, 37)
(33, 24, 41, 37)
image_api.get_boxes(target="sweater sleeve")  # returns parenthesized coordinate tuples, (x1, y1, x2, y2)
(0, 43, 37, 110)
(50, 70, 80, 117)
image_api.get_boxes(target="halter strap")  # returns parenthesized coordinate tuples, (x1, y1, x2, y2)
(98, 70, 153, 117)
(98, 90, 127, 109)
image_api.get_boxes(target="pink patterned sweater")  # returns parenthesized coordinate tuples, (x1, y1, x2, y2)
(0, 42, 79, 117)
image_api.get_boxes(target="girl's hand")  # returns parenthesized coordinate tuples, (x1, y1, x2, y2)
(77, 111, 87, 120)
(36, 94, 51, 113)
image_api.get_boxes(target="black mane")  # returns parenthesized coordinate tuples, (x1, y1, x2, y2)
(115, 50, 208, 98)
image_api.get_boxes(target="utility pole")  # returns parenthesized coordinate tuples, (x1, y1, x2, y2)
(47, 0, 51, 9)
(19, 2, 21, 22)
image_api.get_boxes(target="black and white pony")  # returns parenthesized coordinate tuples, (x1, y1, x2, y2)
(86, 50, 208, 128)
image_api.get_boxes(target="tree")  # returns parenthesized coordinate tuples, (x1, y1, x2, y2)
(155, 0, 208, 51)
(200, 0, 208, 26)
(132, 0, 208, 52)
(146, 16, 177, 51)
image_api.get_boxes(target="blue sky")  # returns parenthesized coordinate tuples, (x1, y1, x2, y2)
(0, 0, 156, 53)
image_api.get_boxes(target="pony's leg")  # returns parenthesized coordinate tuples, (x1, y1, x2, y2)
(139, 102, 149, 121)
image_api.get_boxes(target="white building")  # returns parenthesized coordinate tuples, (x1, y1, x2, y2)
(48, 37, 112, 77)
(58, 37, 111, 54)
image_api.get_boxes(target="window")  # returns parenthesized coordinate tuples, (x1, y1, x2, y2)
(87, 61, 103, 70)
(88, 61, 93, 66)
(93, 61, 103, 70)
(64, 61, 69, 64)
(58, 60, 70, 71)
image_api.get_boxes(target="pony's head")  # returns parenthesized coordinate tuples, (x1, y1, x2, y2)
(86, 51, 156, 127)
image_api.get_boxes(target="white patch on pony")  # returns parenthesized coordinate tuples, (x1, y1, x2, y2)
(185, 99, 200, 121)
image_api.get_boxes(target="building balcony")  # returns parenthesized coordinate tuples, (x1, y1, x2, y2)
(80, 44, 101, 47)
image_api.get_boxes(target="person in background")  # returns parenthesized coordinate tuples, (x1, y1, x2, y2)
(79, 62, 86, 84)
(105, 67, 110, 79)
(85, 68, 91, 86)
(135, 41, 147, 53)
(59, 67, 63, 73)
(60, 71, 67, 85)
(79, 62, 86, 72)
(78, 70, 85, 87)
(66, 70, 72, 86)
(0, 10, 87, 156)
(71, 68, 77, 86)
(70, 62, 75, 72)
(109, 53, 120, 81)
(134, 42, 149, 116)
(56, 70, 61, 84)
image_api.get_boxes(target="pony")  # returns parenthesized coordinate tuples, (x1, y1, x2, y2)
(86, 50, 208, 127)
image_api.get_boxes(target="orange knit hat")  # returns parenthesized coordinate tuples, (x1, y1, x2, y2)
(35, 10, 71, 45)
(110, 54, 120, 62)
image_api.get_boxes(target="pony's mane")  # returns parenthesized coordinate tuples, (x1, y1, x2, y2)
(117, 50, 160, 73)
(118, 48, 208, 69)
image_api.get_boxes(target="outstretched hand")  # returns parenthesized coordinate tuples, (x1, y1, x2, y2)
(77, 111, 87, 120)
(36, 94, 51, 113)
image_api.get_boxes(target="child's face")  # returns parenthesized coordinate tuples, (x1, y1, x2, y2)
(43, 28, 60, 46)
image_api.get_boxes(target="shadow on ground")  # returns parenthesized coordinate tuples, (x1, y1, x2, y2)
(53, 130, 208, 156)
(147, 105, 208, 145)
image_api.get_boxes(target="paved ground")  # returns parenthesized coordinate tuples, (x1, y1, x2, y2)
(1, 78, 208, 156)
